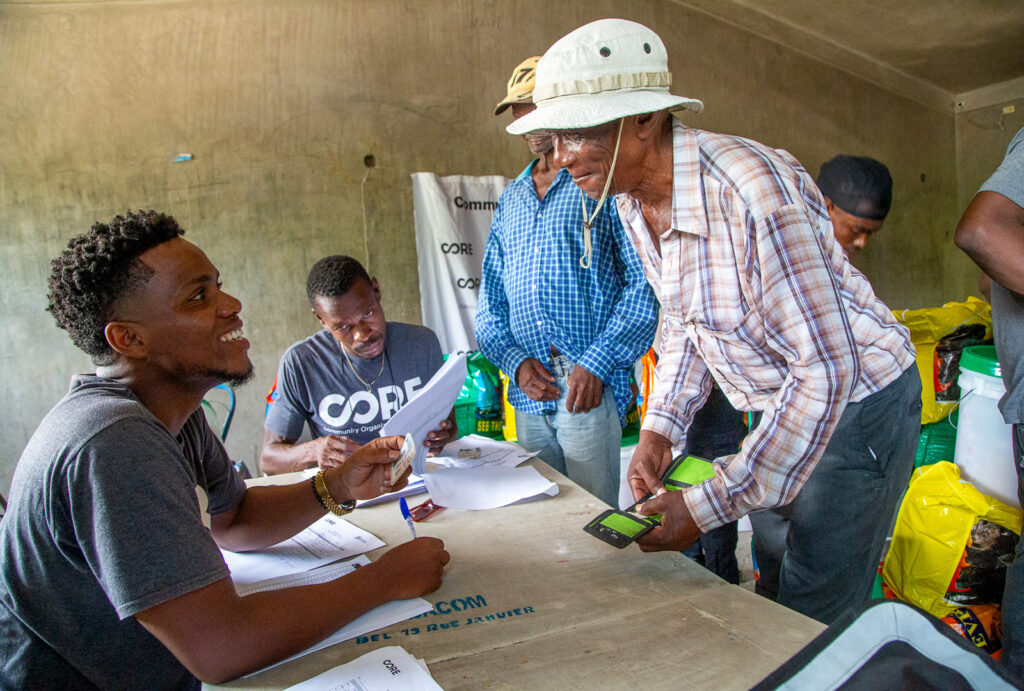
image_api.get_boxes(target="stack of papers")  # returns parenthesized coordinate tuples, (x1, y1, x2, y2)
(284, 646, 443, 690)
(419, 435, 557, 510)
(428, 434, 537, 470)
(222, 513, 384, 586)
(423, 466, 558, 510)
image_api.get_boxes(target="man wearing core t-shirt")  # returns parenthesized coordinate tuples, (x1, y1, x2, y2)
(261, 255, 457, 475)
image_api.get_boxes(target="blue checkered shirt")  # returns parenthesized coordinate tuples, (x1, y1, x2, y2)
(475, 163, 658, 423)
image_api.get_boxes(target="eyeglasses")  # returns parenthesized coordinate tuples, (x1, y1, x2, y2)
(539, 120, 621, 147)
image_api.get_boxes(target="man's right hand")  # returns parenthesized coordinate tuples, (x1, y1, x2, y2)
(516, 358, 559, 401)
(309, 434, 361, 470)
(328, 435, 408, 500)
(374, 537, 450, 600)
(627, 430, 675, 501)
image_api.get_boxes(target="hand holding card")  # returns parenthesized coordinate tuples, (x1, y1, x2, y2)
(390, 433, 416, 486)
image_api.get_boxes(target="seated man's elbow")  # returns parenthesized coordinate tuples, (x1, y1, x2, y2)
(183, 650, 256, 686)
(258, 446, 277, 475)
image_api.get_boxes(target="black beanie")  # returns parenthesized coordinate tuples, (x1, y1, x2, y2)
(816, 155, 893, 221)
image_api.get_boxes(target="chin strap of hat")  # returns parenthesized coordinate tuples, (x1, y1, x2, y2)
(579, 118, 624, 269)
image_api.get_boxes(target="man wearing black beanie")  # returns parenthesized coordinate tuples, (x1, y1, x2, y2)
(816, 154, 893, 254)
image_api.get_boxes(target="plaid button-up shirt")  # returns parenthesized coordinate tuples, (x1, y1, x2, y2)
(476, 163, 658, 422)
(617, 121, 915, 531)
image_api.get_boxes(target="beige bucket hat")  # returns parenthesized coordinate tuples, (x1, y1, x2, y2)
(507, 18, 703, 135)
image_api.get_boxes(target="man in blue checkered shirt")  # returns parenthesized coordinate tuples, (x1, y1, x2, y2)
(475, 57, 657, 506)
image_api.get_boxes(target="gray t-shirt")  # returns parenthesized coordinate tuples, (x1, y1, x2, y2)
(0, 375, 247, 689)
(266, 322, 444, 444)
(979, 126, 1024, 424)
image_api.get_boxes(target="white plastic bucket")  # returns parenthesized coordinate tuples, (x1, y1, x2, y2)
(952, 346, 1019, 508)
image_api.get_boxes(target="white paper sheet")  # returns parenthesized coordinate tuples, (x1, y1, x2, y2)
(357, 473, 428, 507)
(243, 558, 433, 675)
(222, 514, 385, 586)
(421, 466, 559, 510)
(284, 645, 443, 690)
(380, 353, 467, 475)
(428, 434, 537, 470)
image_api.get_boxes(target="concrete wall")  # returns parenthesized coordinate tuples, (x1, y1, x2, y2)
(957, 97, 1024, 208)
(954, 94, 1024, 297)
(0, 0, 967, 491)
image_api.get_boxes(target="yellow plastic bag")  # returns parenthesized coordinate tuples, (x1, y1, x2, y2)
(893, 297, 992, 424)
(499, 370, 517, 442)
(882, 462, 1022, 619)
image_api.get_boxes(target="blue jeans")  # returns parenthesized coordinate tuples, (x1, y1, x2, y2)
(1002, 423, 1024, 679)
(514, 355, 621, 506)
(749, 366, 922, 624)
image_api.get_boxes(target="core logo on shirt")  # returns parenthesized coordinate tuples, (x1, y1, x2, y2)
(456, 277, 481, 290)
(318, 378, 423, 427)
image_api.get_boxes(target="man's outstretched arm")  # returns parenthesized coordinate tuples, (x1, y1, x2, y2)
(138, 435, 451, 683)
(136, 537, 449, 683)
(216, 436, 405, 551)
(955, 191, 1024, 295)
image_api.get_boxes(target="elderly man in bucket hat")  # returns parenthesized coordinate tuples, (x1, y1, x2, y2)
(510, 18, 922, 624)
(476, 56, 657, 507)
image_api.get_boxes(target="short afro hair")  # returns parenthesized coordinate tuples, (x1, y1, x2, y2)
(306, 255, 371, 306)
(47, 210, 184, 365)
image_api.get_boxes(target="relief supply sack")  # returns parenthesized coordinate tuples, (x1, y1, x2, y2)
(893, 297, 991, 424)
(882, 461, 1022, 619)
(452, 351, 504, 439)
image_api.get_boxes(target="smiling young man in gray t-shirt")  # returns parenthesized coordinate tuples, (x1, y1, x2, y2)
(261, 255, 457, 475)
(0, 212, 450, 687)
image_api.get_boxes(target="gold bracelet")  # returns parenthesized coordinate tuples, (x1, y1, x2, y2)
(313, 470, 355, 516)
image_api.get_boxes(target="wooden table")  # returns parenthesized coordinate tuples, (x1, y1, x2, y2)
(210, 462, 823, 690)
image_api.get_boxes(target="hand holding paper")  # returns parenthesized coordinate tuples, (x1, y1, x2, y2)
(381, 353, 467, 474)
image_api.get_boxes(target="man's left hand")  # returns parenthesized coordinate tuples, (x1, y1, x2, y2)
(634, 491, 702, 552)
(566, 366, 603, 413)
(424, 417, 457, 456)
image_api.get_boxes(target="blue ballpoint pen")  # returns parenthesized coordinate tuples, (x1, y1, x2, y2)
(399, 497, 417, 539)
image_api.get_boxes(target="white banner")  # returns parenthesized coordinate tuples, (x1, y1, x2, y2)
(412, 172, 510, 354)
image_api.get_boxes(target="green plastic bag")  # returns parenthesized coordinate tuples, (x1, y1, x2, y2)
(448, 351, 504, 439)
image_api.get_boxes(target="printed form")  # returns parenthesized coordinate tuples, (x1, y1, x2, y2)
(221, 513, 385, 586)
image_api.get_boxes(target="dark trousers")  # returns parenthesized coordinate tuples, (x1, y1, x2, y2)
(749, 366, 922, 624)
(682, 384, 746, 584)
(1001, 423, 1024, 679)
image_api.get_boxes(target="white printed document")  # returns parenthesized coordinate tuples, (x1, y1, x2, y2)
(380, 353, 467, 475)
(222, 514, 385, 586)
(422, 465, 559, 510)
(284, 645, 442, 690)
(429, 434, 537, 470)
(243, 558, 433, 674)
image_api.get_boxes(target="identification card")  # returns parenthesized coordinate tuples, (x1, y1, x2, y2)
(390, 433, 416, 485)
